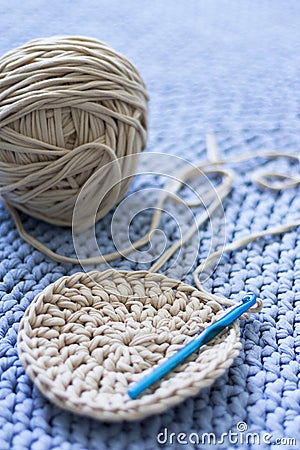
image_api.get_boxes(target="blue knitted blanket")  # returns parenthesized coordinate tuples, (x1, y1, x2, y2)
(1, 1, 300, 449)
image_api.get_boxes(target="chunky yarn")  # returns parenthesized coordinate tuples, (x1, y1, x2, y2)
(17, 269, 243, 421)
(0, 36, 148, 227)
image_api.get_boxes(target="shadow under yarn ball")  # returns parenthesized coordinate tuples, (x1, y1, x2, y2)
(0, 36, 149, 228)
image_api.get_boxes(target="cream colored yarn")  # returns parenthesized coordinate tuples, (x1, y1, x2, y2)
(16, 125, 300, 421)
(0, 36, 148, 227)
(18, 269, 244, 421)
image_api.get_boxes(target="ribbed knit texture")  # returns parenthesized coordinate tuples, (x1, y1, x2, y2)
(1, 1, 300, 449)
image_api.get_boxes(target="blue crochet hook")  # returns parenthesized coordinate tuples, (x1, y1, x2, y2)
(128, 293, 257, 399)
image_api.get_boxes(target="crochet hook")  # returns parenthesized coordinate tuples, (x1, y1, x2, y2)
(128, 293, 257, 399)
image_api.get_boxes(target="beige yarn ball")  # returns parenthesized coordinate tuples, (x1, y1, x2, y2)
(0, 36, 148, 227)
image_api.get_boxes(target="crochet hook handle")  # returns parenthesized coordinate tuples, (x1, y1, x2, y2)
(128, 293, 257, 399)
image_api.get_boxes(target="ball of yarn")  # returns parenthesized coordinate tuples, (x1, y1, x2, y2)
(0, 36, 148, 227)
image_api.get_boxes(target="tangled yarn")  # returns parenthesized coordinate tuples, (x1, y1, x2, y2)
(18, 269, 243, 421)
(0, 36, 148, 227)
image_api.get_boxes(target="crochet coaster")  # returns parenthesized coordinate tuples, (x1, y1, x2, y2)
(18, 269, 241, 421)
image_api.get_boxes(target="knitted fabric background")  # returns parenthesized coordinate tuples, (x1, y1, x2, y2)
(1, 1, 300, 449)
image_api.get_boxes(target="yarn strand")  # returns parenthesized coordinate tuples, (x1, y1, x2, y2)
(3, 141, 300, 273)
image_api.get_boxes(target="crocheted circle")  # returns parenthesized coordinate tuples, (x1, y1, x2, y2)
(18, 270, 241, 421)
(0, 36, 148, 227)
